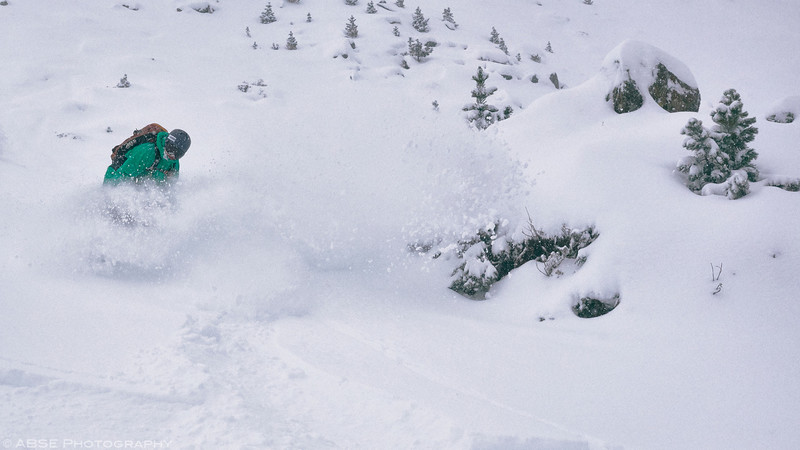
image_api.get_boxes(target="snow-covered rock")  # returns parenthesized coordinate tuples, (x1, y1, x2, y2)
(766, 95, 800, 123)
(601, 40, 701, 113)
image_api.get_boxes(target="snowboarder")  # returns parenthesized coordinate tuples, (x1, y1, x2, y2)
(104, 127, 191, 185)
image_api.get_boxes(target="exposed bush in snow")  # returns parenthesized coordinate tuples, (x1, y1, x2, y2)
(765, 95, 800, 123)
(765, 176, 800, 192)
(432, 217, 598, 298)
(189, 2, 214, 14)
(767, 111, 795, 124)
(572, 293, 619, 318)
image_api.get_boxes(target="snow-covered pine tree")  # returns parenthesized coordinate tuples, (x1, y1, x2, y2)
(286, 31, 298, 50)
(260, 3, 276, 24)
(345, 0, 358, 5)
(407, 38, 433, 62)
(412, 7, 429, 32)
(393, 25, 400, 36)
(366, 1, 377, 13)
(306, 13, 312, 22)
(677, 118, 729, 192)
(498, 38, 508, 55)
(489, 27, 500, 44)
(442, 7, 457, 28)
(463, 66, 499, 130)
(116, 74, 130, 88)
(344, 15, 358, 38)
(709, 88, 759, 182)
(395, 0, 404, 8)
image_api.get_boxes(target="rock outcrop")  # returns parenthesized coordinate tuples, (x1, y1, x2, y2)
(601, 40, 700, 114)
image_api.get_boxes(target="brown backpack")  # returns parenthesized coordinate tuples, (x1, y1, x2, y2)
(109, 123, 168, 170)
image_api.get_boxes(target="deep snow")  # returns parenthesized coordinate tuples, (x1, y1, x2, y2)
(1, 1, 800, 449)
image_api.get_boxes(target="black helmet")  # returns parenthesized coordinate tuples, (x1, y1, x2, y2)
(165, 129, 191, 159)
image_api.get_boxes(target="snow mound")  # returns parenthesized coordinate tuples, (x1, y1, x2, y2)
(766, 95, 800, 123)
(600, 40, 700, 113)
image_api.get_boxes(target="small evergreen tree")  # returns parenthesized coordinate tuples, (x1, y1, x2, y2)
(545, 41, 553, 53)
(709, 88, 759, 181)
(498, 38, 508, 55)
(306, 13, 312, 22)
(412, 7, 429, 32)
(345, 0, 358, 5)
(116, 74, 130, 88)
(489, 27, 500, 44)
(677, 89, 759, 198)
(366, 1, 377, 13)
(286, 31, 298, 50)
(344, 15, 358, 38)
(463, 66, 499, 130)
(260, 3, 276, 23)
(395, 0, 404, 7)
(442, 7, 457, 28)
(677, 118, 728, 192)
(392, 25, 400, 36)
(408, 38, 433, 62)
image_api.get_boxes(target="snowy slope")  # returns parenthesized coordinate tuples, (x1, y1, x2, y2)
(1, 1, 800, 449)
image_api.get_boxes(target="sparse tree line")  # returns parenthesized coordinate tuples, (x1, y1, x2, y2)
(253, 3, 558, 130)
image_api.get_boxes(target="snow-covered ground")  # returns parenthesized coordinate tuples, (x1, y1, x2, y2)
(1, 1, 799, 448)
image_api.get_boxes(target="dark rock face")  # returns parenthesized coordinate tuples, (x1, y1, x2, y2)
(602, 41, 701, 114)
(572, 294, 620, 318)
(608, 78, 644, 114)
(648, 63, 701, 113)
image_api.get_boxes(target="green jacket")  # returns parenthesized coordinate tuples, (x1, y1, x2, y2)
(104, 132, 179, 184)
